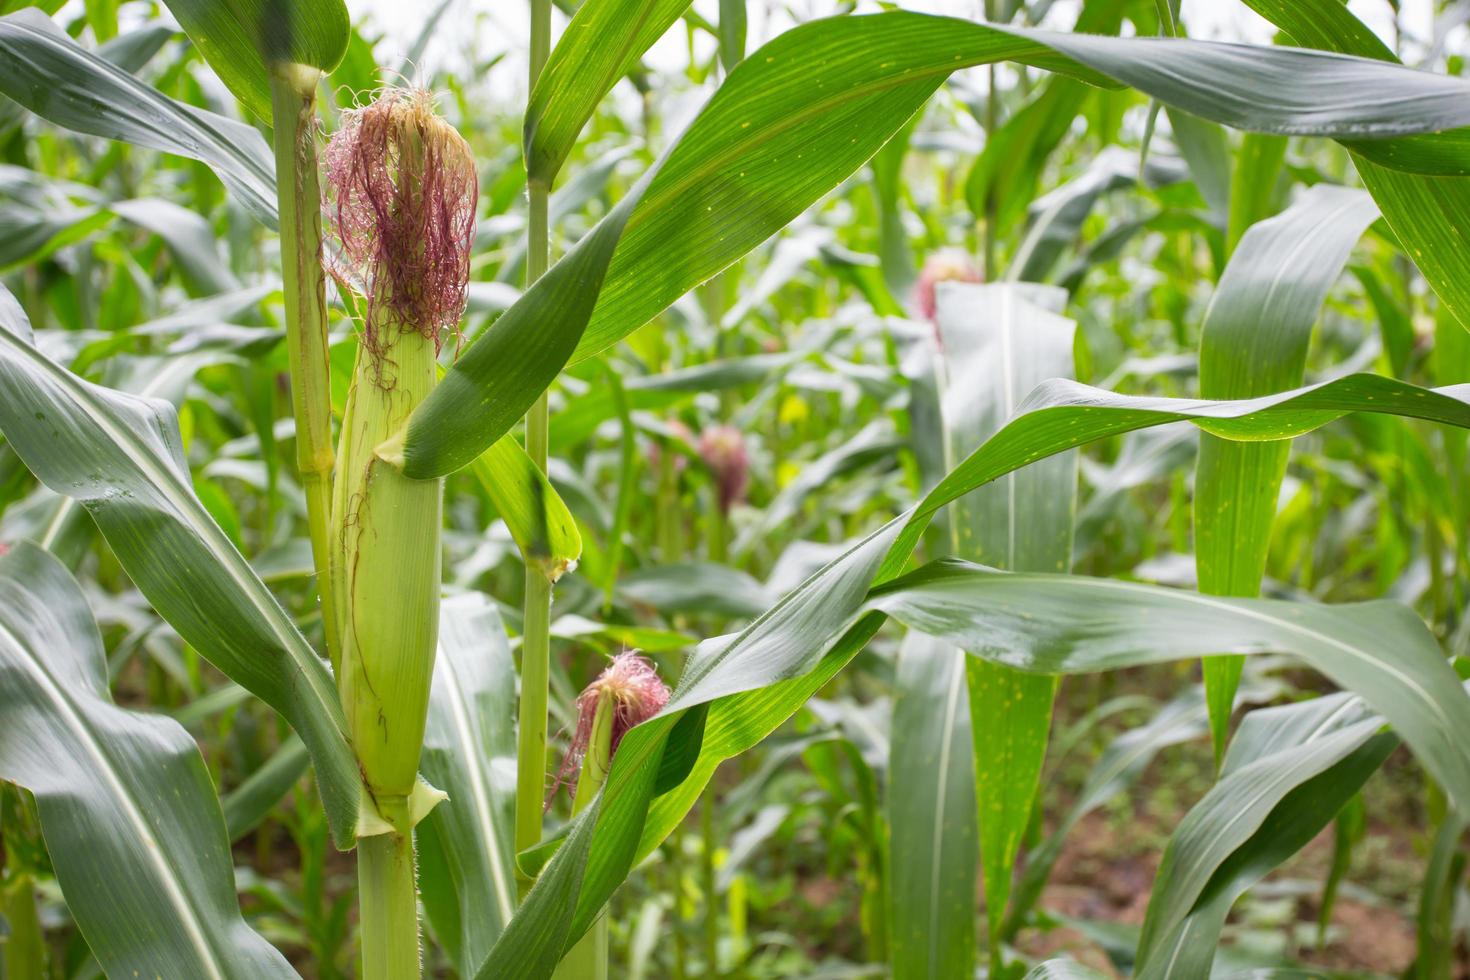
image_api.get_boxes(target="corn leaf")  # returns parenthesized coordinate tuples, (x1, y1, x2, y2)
(1195, 184, 1380, 759)
(887, 631, 977, 978)
(399, 10, 1470, 478)
(1135, 695, 1397, 976)
(0, 542, 296, 978)
(524, 0, 690, 185)
(867, 560, 1470, 821)
(0, 10, 277, 226)
(1241, 0, 1470, 337)
(0, 295, 361, 848)
(481, 372, 1470, 977)
(418, 594, 519, 975)
(160, 0, 350, 120)
(933, 282, 1076, 962)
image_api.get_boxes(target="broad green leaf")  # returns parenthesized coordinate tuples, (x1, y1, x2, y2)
(0, 298, 360, 848)
(0, 10, 278, 226)
(1240, 0, 1470, 336)
(866, 560, 1470, 817)
(160, 0, 350, 120)
(887, 632, 976, 978)
(482, 371, 1470, 976)
(418, 594, 518, 975)
(934, 282, 1076, 958)
(1194, 184, 1379, 759)
(400, 10, 1470, 478)
(524, 0, 690, 185)
(1135, 694, 1395, 976)
(0, 542, 295, 978)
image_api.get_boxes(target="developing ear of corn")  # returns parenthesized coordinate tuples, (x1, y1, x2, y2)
(323, 89, 475, 830)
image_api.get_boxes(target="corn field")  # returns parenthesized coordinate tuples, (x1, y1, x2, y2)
(3, 0, 1470, 976)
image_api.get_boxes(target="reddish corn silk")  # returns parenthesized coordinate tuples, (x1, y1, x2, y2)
(322, 88, 477, 351)
(913, 248, 982, 321)
(698, 424, 749, 516)
(551, 653, 671, 804)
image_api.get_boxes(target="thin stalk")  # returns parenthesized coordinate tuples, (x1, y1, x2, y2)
(269, 66, 340, 668)
(358, 832, 419, 980)
(702, 500, 729, 977)
(515, 0, 555, 895)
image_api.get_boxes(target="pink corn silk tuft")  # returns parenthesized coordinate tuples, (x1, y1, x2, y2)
(322, 89, 477, 353)
(913, 248, 982, 322)
(698, 423, 749, 516)
(550, 653, 671, 806)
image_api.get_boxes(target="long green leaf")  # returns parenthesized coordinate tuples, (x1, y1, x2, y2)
(0, 542, 296, 978)
(160, 0, 350, 120)
(398, 11, 1470, 478)
(887, 632, 976, 978)
(418, 594, 518, 975)
(1195, 184, 1379, 759)
(0, 297, 360, 847)
(1240, 0, 1470, 337)
(866, 560, 1470, 817)
(524, 0, 690, 185)
(934, 282, 1075, 960)
(0, 9, 278, 226)
(1136, 694, 1395, 976)
(482, 371, 1470, 976)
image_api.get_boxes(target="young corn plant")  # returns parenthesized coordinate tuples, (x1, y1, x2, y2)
(5, 0, 1470, 978)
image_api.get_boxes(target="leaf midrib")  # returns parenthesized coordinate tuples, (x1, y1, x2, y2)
(0, 617, 227, 979)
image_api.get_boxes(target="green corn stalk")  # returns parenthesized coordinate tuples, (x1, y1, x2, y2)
(322, 89, 475, 980)
(269, 64, 340, 667)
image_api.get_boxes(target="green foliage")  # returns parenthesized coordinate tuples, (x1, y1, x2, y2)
(4, 0, 1470, 976)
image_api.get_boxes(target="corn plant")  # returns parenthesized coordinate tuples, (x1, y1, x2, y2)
(2, 0, 1470, 978)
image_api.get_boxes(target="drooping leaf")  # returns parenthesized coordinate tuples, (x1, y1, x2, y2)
(0, 10, 278, 226)
(0, 542, 296, 978)
(1194, 184, 1379, 759)
(866, 560, 1470, 817)
(0, 293, 359, 848)
(1135, 694, 1396, 975)
(1240, 0, 1470, 336)
(400, 10, 1470, 478)
(481, 371, 1470, 976)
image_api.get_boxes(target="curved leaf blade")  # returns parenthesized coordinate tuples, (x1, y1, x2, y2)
(1195, 184, 1380, 756)
(418, 594, 519, 974)
(0, 300, 359, 847)
(401, 10, 1470, 477)
(866, 560, 1470, 813)
(0, 10, 278, 226)
(0, 543, 295, 979)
